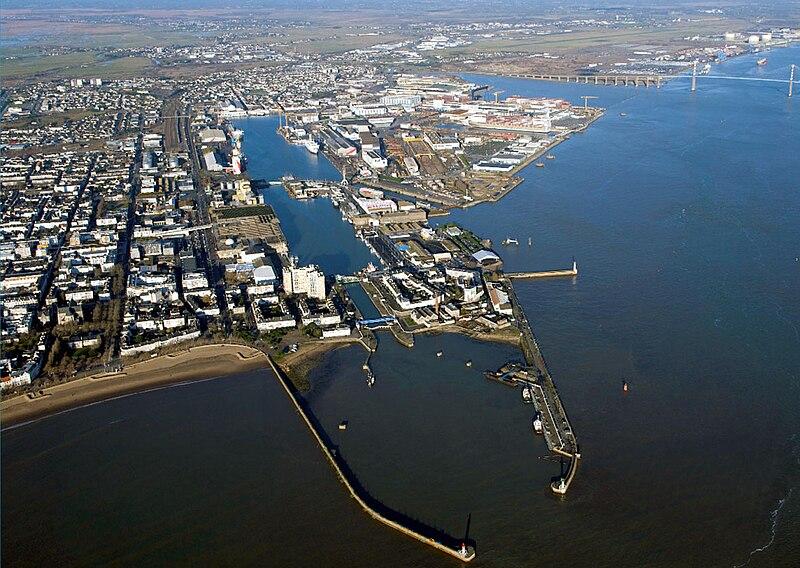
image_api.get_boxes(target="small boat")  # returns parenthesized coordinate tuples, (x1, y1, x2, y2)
(533, 413, 544, 435)
(535, 162, 545, 168)
(546, 154, 555, 160)
(528, 237, 532, 246)
(465, 360, 473, 367)
(622, 380, 629, 393)
(522, 386, 533, 404)
(436, 350, 443, 358)
(339, 421, 348, 430)
(502, 237, 519, 246)
(619, 112, 627, 117)
(757, 58, 768, 66)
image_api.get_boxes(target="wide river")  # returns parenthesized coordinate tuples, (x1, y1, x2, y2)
(3, 48, 799, 567)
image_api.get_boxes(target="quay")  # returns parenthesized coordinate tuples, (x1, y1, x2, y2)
(504, 278, 581, 494)
(506, 259, 578, 280)
(266, 355, 475, 562)
(515, 73, 662, 88)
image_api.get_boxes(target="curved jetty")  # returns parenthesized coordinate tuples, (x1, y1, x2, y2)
(267, 355, 475, 562)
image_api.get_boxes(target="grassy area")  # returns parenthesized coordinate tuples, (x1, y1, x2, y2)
(2, 51, 152, 81)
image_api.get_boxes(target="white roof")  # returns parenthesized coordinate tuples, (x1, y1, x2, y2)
(472, 249, 500, 263)
(254, 265, 277, 282)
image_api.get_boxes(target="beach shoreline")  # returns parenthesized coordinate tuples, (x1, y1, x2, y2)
(1, 344, 268, 429)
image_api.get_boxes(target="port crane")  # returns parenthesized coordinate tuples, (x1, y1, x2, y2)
(492, 90, 505, 103)
(580, 95, 598, 111)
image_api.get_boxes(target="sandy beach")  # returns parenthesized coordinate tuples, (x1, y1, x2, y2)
(1, 344, 268, 429)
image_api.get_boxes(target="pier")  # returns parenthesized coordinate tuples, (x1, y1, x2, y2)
(266, 355, 475, 562)
(515, 73, 662, 88)
(504, 278, 581, 494)
(506, 259, 578, 280)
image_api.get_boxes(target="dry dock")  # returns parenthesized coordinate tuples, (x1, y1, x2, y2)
(266, 355, 475, 561)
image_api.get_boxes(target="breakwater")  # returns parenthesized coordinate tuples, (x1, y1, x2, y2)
(266, 355, 476, 562)
(504, 278, 581, 494)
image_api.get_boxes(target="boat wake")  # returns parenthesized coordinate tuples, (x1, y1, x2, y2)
(732, 487, 793, 567)
(733, 432, 800, 568)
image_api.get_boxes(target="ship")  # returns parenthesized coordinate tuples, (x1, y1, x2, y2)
(502, 237, 519, 246)
(302, 139, 320, 154)
(757, 58, 768, 66)
(522, 386, 533, 404)
(532, 413, 544, 435)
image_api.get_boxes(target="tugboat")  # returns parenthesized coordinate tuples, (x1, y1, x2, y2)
(532, 412, 544, 435)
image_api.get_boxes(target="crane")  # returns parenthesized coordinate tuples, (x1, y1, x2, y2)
(493, 90, 505, 103)
(580, 95, 598, 111)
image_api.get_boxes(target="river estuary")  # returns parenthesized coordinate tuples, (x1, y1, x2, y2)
(3, 48, 799, 567)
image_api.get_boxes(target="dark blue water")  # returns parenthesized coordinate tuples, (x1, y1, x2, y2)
(4, 49, 799, 567)
(234, 116, 378, 275)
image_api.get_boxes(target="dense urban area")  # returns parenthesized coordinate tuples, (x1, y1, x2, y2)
(3, 4, 797, 394)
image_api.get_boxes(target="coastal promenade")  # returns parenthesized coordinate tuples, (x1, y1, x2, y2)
(266, 355, 475, 562)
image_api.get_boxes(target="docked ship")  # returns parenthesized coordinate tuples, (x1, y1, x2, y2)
(302, 139, 320, 154)
(532, 412, 544, 435)
(757, 58, 768, 66)
(522, 386, 533, 404)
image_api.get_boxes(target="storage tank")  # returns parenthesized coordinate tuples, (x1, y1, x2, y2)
(724, 31, 737, 41)
(748, 35, 760, 45)
(761, 33, 773, 43)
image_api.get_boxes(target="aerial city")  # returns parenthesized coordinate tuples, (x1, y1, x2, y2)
(1, 1, 799, 566)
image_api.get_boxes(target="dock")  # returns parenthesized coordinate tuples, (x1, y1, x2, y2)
(506, 259, 578, 280)
(503, 278, 581, 494)
(266, 355, 475, 562)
